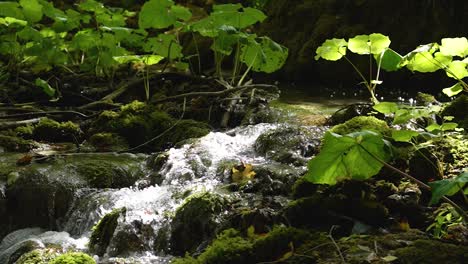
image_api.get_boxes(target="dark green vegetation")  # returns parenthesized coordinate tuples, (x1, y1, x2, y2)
(0, 1, 467, 264)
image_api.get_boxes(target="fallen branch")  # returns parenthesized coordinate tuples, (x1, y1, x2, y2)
(153, 84, 277, 103)
(0, 110, 89, 120)
(0, 118, 42, 130)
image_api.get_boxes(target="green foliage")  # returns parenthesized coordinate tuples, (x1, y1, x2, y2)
(428, 171, 468, 205)
(50, 252, 96, 264)
(305, 130, 390, 185)
(315, 35, 468, 101)
(315, 33, 394, 103)
(426, 204, 464, 239)
(190, 3, 287, 83)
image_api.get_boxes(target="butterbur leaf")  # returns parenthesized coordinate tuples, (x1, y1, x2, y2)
(442, 82, 464, 97)
(373, 102, 398, 114)
(315, 38, 347, 61)
(439, 37, 468, 57)
(139, 0, 175, 29)
(0, 2, 24, 19)
(406, 51, 452, 73)
(35, 78, 55, 97)
(305, 131, 389, 185)
(240, 36, 288, 73)
(348, 33, 390, 55)
(445, 60, 468, 79)
(429, 171, 468, 205)
(375, 48, 403, 71)
(391, 130, 419, 142)
(440, 122, 458, 131)
(143, 34, 183, 59)
(20, 0, 43, 23)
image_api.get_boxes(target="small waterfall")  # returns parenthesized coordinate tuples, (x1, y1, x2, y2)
(1, 123, 302, 263)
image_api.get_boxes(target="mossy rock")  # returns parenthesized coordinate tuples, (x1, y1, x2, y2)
(330, 116, 391, 136)
(255, 125, 324, 165)
(32, 118, 81, 142)
(15, 249, 58, 264)
(173, 226, 321, 264)
(89, 207, 126, 256)
(170, 192, 228, 255)
(50, 252, 96, 264)
(87, 132, 129, 152)
(441, 94, 468, 130)
(76, 159, 142, 188)
(393, 238, 468, 263)
(90, 101, 210, 151)
(0, 134, 38, 152)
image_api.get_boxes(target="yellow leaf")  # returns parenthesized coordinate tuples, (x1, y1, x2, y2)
(231, 162, 256, 183)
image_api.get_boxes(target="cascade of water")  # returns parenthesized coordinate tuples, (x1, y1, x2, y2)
(1, 123, 282, 263)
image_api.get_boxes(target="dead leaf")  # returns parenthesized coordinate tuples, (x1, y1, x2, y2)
(231, 163, 256, 183)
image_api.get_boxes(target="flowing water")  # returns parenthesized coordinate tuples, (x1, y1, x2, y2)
(1, 123, 291, 263)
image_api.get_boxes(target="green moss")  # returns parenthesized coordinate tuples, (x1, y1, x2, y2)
(120, 100, 146, 114)
(15, 249, 58, 264)
(33, 118, 81, 142)
(170, 192, 227, 255)
(330, 116, 390, 136)
(50, 252, 96, 264)
(88, 132, 128, 152)
(76, 160, 139, 188)
(172, 226, 319, 264)
(89, 207, 126, 256)
(0, 134, 37, 152)
(393, 239, 468, 264)
(441, 94, 468, 129)
(15, 124, 34, 138)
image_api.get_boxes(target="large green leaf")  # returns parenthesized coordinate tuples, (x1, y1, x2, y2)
(373, 102, 398, 114)
(442, 82, 464, 97)
(210, 25, 243, 55)
(445, 60, 468, 79)
(406, 51, 452, 73)
(240, 36, 288, 73)
(315, 38, 347, 61)
(391, 130, 419, 142)
(0, 2, 24, 19)
(20, 0, 43, 23)
(429, 171, 468, 205)
(375, 48, 403, 72)
(348, 33, 390, 55)
(439, 37, 468, 57)
(305, 131, 390, 185)
(143, 34, 183, 59)
(139, 0, 191, 29)
(211, 4, 266, 29)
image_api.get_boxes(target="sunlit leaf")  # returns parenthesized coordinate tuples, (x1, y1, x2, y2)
(315, 38, 347, 61)
(429, 171, 468, 205)
(391, 130, 419, 142)
(348, 33, 390, 55)
(439, 37, 468, 57)
(406, 51, 452, 73)
(445, 60, 468, 79)
(442, 82, 464, 97)
(35, 78, 55, 97)
(0, 17, 28, 27)
(440, 122, 458, 131)
(375, 48, 403, 71)
(373, 102, 398, 114)
(305, 131, 390, 185)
